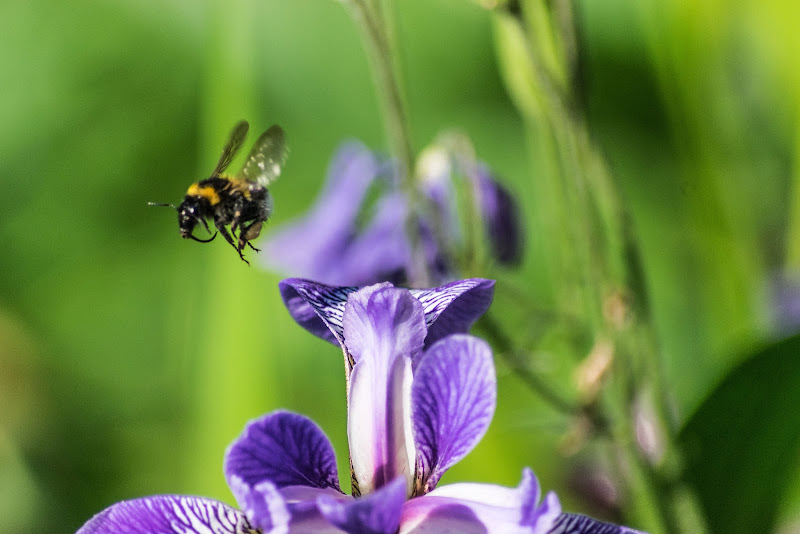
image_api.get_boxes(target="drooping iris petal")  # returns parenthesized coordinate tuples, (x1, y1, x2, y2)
(76, 495, 252, 534)
(279, 278, 495, 351)
(411, 335, 497, 493)
(279, 279, 360, 346)
(224, 411, 341, 493)
(262, 143, 382, 284)
(548, 514, 649, 534)
(409, 278, 495, 348)
(317, 476, 407, 534)
(400, 469, 560, 534)
(345, 287, 423, 495)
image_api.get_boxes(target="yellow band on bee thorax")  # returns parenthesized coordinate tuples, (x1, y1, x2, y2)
(187, 183, 221, 205)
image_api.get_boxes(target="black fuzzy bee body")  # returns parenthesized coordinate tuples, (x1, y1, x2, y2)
(151, 121, 287, 265)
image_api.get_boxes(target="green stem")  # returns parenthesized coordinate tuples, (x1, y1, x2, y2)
(482, 313, 578, 416)
(786, 128, 800, 270)
(495, 5, 709, 532)
(347, 0, 414, 181)
(480, 312, 615, 438)
(345, 0, 431, 286)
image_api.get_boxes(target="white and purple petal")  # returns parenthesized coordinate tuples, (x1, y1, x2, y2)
(400, 469, 560, 534)
(317, 476, 408, 534)
(224, 411, 341, 493)
(228, 477, 290, 533)
(548, 514, 648, 534)
(231, 478, 347, 534)
(411, 335, 497, 493)
(77, 495, 252, 534)
(345, 287, 423, 495)
(409, 278, 495, 348)
(343, 286, 427, 367)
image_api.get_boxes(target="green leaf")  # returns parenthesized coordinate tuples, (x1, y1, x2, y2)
(679, 334, 800, 534)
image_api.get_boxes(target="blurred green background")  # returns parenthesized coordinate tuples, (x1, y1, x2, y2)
(1, 0, 799, 532)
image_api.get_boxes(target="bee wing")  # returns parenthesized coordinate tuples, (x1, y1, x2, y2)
(211, 120, 249, 177)
(239, 125, 288, 187)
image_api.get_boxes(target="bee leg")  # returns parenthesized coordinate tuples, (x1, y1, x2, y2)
(238, 221, 263, 253)
(239, 196, 270, 253)
(230, 196, 245, 237)
(216, 221, 250, 265)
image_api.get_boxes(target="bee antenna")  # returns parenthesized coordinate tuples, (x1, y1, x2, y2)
(148, 202, 177, 209)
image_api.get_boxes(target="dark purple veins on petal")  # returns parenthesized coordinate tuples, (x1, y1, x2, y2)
(343, 285, 426, 366)
(279, 278, 359, 346)
(317, 476, 407, 534)
(225, 411, 341, 492)
(410, 278, 495, 349)
(549, 514, 649, 534)
(411, 335, 497, 492)
(76, 495, 250, 534)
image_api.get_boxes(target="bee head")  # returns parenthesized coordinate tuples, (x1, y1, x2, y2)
(149, 199, 216, 243)
(177, 199, 216, 243)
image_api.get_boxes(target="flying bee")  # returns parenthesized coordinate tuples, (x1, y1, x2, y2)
(149, 120, 288, 265)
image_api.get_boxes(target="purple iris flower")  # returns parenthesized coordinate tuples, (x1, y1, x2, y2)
(78, 279, 645, 533)
(261, 141, 521, 286)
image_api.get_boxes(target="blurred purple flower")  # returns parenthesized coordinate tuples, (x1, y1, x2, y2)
(769, 274, 800, 335)
(262, 139, 522, 286)
(78, 280, 645, 534)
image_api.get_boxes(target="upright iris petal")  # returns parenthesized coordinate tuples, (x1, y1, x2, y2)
(344, 286, 425, 495)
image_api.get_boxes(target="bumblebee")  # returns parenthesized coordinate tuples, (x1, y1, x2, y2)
(150, 120, 288, 265)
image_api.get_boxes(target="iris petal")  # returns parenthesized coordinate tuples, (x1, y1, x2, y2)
(279, 278, 495, 351)
(411, 335, 497, 493)
(548, 514, 649, 534)
(343, 286, 426, 367)
(474, 167, 523, 265)
(76, 495, 251, 534)
(228, 477, 290, 533)
(279, 279, 359, 346)
(409, 278, 495, 349)
(400, 469, 560, 534)
(224, 411, 341, 493)
(317, 476, 408, 534)
(345, 287, 424, 495)
(262, 143, 381, 284)
(230, 478, 349, 534)
(331, 191, 411, 286)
